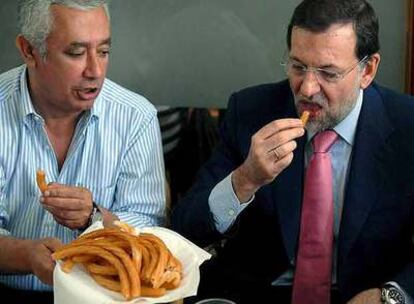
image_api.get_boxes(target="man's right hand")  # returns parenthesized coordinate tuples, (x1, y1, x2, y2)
(232, 118, 305, 202)
(27, 238, 63, 285)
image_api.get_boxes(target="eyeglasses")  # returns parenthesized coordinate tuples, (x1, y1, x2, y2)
(280, 55, 369, 84)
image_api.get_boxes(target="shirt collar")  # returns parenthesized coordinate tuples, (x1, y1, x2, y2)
(19, 66, 38, 121)
(333, 89, 363, 145)
(90, 81, 104, 119)
(306, 89, 363, 146)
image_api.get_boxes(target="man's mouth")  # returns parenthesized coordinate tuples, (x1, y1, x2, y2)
(84, 88, 98, 93)
(299, 101, 323, 117)
(76, 87, 100, 101)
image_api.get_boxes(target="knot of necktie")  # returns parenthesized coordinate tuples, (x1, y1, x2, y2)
(312, 130, 338, 153)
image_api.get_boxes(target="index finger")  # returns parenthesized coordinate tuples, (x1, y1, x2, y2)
(44, 185, 88, 199)
(258, 118, 303, 139)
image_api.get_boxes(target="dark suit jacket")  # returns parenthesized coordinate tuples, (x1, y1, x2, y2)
(171, 80, 414, 303)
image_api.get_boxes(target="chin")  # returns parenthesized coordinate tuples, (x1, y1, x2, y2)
(73, 100, 95, 112)
(305, 122, 320, 134)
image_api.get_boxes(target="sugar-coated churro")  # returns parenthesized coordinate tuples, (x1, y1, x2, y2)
(52, 224, 182, 300)
(300, 110, 310, 126)
(36, 169, 48, 192)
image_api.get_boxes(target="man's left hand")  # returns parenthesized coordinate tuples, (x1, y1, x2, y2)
(40, 183, 93, 230)
(346, 288, 382, 304)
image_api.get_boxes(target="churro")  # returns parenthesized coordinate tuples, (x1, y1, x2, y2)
(300, 110, 310, 126)
(52, 224, 182, 300)
(36, 169, 48, 192)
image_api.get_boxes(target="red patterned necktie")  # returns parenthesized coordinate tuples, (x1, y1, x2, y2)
(292, 130, 338, 304)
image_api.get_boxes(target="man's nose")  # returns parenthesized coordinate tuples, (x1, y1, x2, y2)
(84, 53, 103, 79)
(298, 71, 321, 98)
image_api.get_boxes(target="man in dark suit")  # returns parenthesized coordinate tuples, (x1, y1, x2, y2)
(172, 0, 414, 303)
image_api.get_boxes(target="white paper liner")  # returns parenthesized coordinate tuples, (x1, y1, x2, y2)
(54, 222, 211, 304)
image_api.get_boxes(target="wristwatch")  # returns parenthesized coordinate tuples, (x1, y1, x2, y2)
(87, 202, 103, 227)
(381, 283, 406, 304)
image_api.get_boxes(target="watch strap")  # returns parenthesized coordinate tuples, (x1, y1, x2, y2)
(87, 201, 99, 227)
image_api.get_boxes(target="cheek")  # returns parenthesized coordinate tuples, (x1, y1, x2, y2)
(289, 78, 302, 94)
(56, 67, 84, 87)
(99, 58, 109, 75)
(323, 87, 352, 113)
(50, 72, 74, 89)
(322, 89, 337, 105)
(38, 68, 64, 91)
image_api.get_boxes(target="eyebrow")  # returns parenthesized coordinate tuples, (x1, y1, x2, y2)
(290, 56, 338, 69)
(68, 38, 112, 49)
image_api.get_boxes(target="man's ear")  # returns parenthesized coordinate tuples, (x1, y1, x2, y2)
(15, 35, 37, 67)
(360, 53, 381, 89)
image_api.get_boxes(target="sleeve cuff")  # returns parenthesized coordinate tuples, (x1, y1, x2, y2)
(208, 172, 253, 233)
(0, 228, 11, 237)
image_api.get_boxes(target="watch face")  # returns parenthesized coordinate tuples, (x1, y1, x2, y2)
(382, 286, 405, 304)
(389, 289, 405, 304)
(92, 210, 103, 224)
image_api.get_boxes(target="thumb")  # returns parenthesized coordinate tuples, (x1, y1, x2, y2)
(43, 238, 64, 252)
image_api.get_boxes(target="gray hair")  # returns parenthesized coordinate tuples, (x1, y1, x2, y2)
(18, 0, 110, 58)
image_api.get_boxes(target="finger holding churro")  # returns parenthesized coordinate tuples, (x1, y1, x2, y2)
(232, 117, 305, 202)
(40, 183, 95, 230)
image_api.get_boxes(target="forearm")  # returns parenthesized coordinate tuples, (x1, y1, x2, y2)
(0, 236, 33, 273)
(232, 166, 260, 203)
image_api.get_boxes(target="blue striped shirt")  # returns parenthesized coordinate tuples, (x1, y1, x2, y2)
(0, 65, 166, 290)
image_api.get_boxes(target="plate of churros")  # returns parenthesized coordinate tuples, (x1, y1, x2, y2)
(53, 221, 211, 304)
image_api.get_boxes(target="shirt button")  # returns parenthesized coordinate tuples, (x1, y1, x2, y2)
(228, 209, 235, 216)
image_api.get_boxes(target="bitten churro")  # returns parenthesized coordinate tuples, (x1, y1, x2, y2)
(36, 169, 48, 192)
(300, 110, 310, 126)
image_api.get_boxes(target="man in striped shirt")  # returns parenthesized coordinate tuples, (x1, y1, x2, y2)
(0, 0, 166, 301)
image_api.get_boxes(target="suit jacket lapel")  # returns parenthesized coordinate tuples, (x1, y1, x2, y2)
(338, 85, 394, 262)
(274, 95, 306, 262)
(275, 136, 306, 262)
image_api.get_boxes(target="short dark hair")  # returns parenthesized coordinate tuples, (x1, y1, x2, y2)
(287, 0, 379, 60)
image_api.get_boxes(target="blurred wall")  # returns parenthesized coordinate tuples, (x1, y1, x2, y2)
(0, 0, 407, 107)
